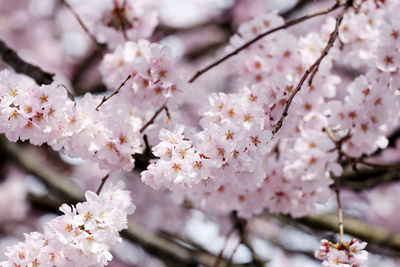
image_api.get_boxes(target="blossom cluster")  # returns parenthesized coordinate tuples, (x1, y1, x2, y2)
(69, 0, 158, 48)
(141, 9, 343, 218)
(0, 182, 134, 267)
(141, 83, 276, 216)
(0, 70, 142, 171)
(315, 239, 368, 267)
(323, 0, 400, 158)
(142, 124, 212, 191)
(142, 83, 341, 217)
(100, 39, 183, 118)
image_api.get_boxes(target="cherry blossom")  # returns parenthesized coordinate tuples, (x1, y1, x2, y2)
(0, 182, 134, 267)
(315, 239, 368, 267)
(100, 39, 184, 121)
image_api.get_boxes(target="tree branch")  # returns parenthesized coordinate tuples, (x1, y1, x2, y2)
(340, 167, 400, 191)
(0, 39, 54, 85)
(272, 2, 350, 135)
(188, 1, 345, 83)
(59, 0, 105, 53)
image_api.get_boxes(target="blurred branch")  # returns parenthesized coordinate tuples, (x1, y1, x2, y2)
(152, 3, 235, 42)
(123, 221, 247, 267)
(59, 0, 105, 54)
(0, 39, 54, 85)
(0, 137, 83, 204)
(265, 212, 400, 255)
(340, 167, 400, 191)
(0, 137, 245, 267)
(185, 40, 228, 61)
(280, 0, 315, 19)
(71, 49, 106, 96)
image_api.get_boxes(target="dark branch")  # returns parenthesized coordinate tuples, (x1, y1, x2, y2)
(0, 39, 54, 85)
(96, 174, 110, 195)
(71, 49, 105, 96)
(340, 167, 400, 192)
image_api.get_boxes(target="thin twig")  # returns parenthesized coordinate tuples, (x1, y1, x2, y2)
(272, 2, 350, 135)
(96, 174, 109, 195)
(96, 174, 109, 194)
(334, 175, 344, 244)
(96, 74, 132, 110)
(0, 39, 54, 85)
(188, 1, 345, 83)
(60, 0, 105, 54)
(139, 104, 171, 133)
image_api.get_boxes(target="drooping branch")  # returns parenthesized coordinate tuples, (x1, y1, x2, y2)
(272, 2, 350, 135)
(188, 1, 345, 83)
(0, 39, 54, 85)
